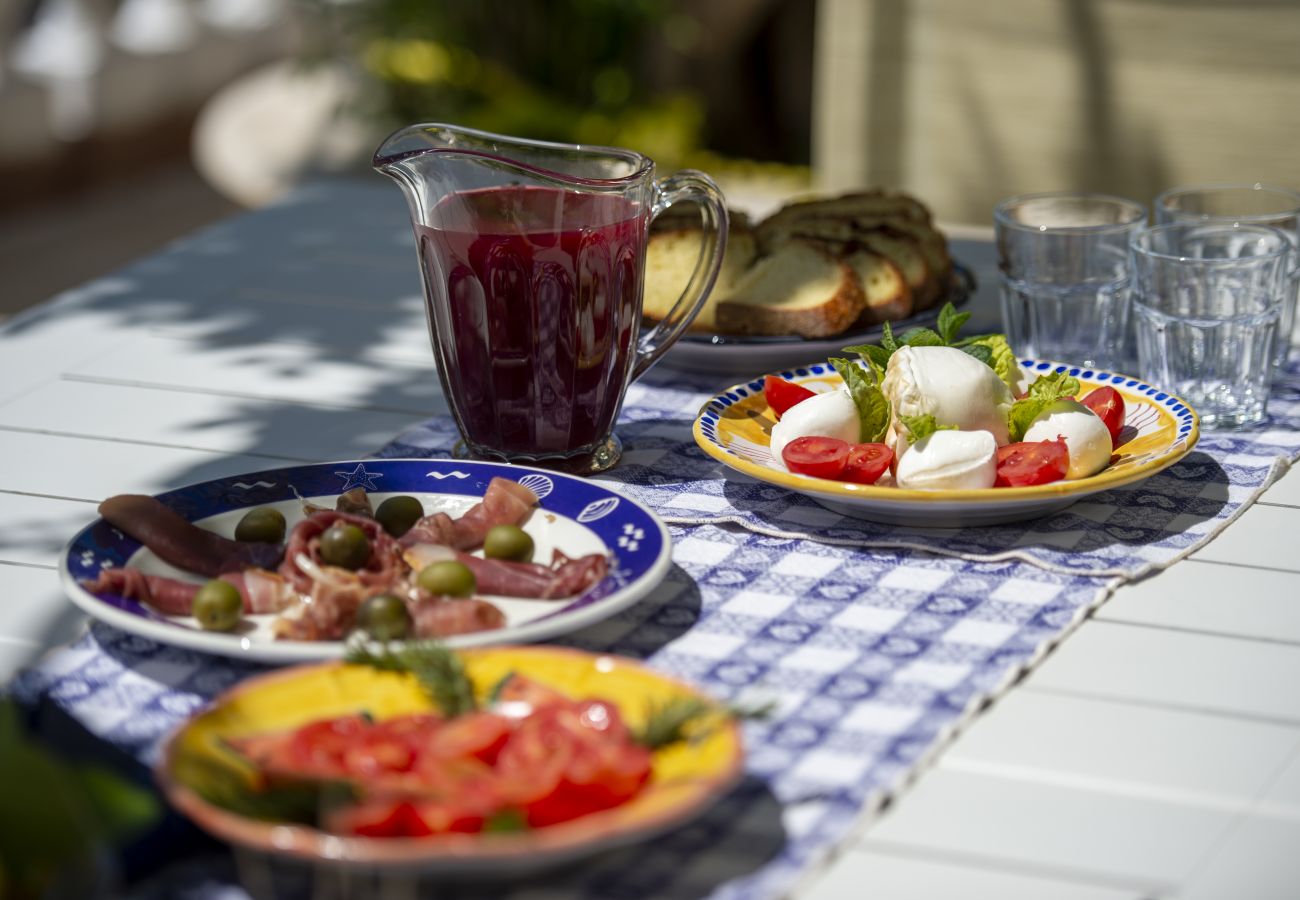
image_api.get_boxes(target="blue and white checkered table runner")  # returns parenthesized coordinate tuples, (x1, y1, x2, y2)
(11, 358, 1300, 900)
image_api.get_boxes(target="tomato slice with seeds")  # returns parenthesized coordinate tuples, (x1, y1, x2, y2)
(843, 443, 893, 484)
(995, 439, 1070, 487)
(1081, 386, 1125, 446)
(782, 436, 850, 479)
(763, 375, 816, 420)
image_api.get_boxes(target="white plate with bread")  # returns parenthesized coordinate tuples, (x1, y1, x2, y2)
(645, 190, 972, 374)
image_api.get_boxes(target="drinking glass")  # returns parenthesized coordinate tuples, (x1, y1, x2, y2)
(1155, 183, 1300, 371)
(1130, 223, 1291, 429)
(995, 193, 1147, 371)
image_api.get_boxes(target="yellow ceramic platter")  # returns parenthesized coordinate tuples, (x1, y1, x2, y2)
(693, 358, 1200, 527)
(157, 646, 744, 873)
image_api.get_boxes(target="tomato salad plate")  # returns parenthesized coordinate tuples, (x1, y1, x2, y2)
(693, 357, 1200, 528)
(157, 644, 744, 873)
(61, 459, 672, 663)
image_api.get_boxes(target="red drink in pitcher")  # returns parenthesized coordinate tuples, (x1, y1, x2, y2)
(416, 186, 647, 458)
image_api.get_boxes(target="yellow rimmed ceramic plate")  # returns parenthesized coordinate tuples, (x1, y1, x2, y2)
(157, 646, 744, 873)
(693, 358, 1200, 527)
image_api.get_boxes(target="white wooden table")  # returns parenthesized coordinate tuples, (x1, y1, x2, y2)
(2, 180, 1298, 899)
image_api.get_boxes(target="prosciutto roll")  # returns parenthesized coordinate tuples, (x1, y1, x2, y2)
(399, 478, 538, 551)
(80, 567, 296, 615)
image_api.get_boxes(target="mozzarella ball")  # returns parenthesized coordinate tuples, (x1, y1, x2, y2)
(894, 429, 998, 490)
(769, 389, 860, 463)
(1024, 399, 1112, 479)
(882, 346, 1015, 454)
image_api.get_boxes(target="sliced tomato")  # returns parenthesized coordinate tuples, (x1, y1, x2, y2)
(995, 439, 1069, 487)
(325, 798, 434, 838)
(843, 443, 893, 484)
(782, 436, 850, 479)
(1081, 387, 1125, 446)
(426, 711, 512, 765)
(763, 375, 816, 420)
(284, 714, 372, 776)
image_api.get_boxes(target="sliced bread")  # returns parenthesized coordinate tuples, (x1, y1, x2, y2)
(714, 239, 865, 338)
(643, 215, 757, 332)
(845, 248, 913, 325)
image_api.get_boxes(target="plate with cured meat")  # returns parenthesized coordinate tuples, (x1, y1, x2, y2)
(60, 459, 672, 663)
(157, 645, 744, 872)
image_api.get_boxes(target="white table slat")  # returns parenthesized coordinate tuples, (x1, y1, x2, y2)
(1024, 620, 1300, 724)
(62, 332, 444, 415)
(1191, 502, 1300, 572)
(0, 380, 429, 462)
(801, 847, 1141, 900)
(0, 493, 102, 568)
(859, 768, 1230, 890)
(1176, 816, 1300, 900)
(0, 430, 286, 502)
(942, 689, 1300, 809)
(1098, 559, 1300, 644)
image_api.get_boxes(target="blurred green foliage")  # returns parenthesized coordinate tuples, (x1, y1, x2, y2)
(0, 700, 159, 900)
(307, 0, 707, 169)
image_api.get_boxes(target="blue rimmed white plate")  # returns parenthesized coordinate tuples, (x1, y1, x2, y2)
(60, 459, 672, 663)
(693, 359, 1200, 527)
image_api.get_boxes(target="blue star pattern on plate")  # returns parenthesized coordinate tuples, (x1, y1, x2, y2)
(334, 462, 383, 492)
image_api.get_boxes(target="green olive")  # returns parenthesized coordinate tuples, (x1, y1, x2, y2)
(356, 593, 413, 641)
(483, 524, 534, 562)
(234, 507, 286, 543)
(194, 580, 242, 632)
(319, 523, 370, 570)
(417, 560, 476, 598)
(375, 495, 425, 538)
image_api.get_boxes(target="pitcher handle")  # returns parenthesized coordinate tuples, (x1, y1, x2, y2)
(632, 171, 729, 380)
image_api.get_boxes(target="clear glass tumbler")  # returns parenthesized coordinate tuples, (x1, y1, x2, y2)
(1155, 183, 1300, 372)
(1131, 223, 1291, 429)
(995, 193, 1147, 371)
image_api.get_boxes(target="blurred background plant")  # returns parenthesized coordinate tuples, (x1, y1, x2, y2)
(0, 699, 159, 900)
(298, 0, 811, 181)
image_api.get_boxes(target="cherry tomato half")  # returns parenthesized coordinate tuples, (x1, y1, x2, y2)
(1081, 387, 1125, 446)
(995, 439, 1070, 487)
(844, 443, 894, 484)
(782, 436, 850, 479)
(763, 375, 816, 420)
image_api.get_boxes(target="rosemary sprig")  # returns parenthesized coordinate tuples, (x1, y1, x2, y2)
(344, 637, 477, 718)
(633, 697, 776, 750)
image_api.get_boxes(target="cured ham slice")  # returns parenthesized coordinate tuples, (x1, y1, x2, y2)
(99, 495, 284, 578)
(399, 478, 537, 551)
(80, 567, 295, 615)
(404, 544, 608, 600)
(279, 510, 404, 595)
(412, 598, 507, 637)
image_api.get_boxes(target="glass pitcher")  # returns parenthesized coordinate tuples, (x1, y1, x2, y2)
(374, 123, 728, 473)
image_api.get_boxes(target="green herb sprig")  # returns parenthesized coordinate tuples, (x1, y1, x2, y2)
(633, 697, 775, 750)
(344, 637, 477, 718)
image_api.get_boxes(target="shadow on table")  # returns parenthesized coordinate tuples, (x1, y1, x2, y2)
(132, 775, 786, 900)
(714, 449, 1232, 559)
(558, 564, 703, 661)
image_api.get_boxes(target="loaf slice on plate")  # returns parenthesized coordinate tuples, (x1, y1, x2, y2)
(714, 239, 865, 338)
(845, 248, 913, 325)
(643, 213, 757, 333)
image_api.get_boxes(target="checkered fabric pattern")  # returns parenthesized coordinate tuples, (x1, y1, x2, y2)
(381, 357, 1300, 579)
(10, 360, 1297, 899)
(9, 542, 1116, 900)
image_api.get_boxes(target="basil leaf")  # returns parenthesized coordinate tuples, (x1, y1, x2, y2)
(842, 343, 891, 383)
(936, 302, 972, 344)
(830, 357, 891, 443)
(880, 321, 899, 354)
(960, 344, 993, 365)
(899, 328, 945, 348)
(898, 414, 955, 444)
(1006, 372, 1081, 441)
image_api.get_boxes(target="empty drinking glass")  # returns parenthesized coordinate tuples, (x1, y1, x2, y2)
(1155, 183, 1300, 371)
(995, 192, 1147, 371)
(1131, 223, 1291, 429)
